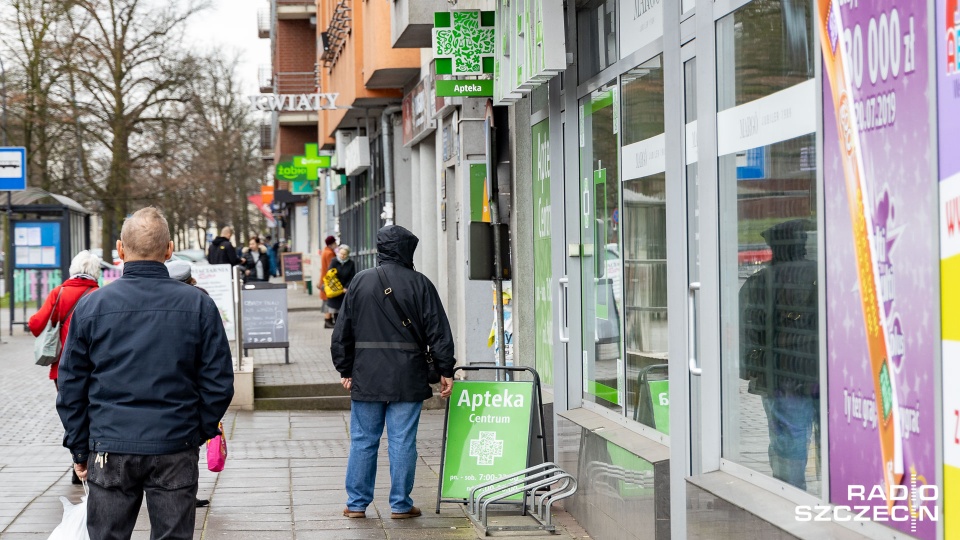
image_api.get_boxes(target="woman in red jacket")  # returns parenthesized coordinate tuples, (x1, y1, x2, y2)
(29, 250, 101, 386)
(29, 250, 101, 485)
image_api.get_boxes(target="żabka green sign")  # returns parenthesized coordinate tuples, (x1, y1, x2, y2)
(276, 160, 308, 181)
(435, 79, 493, 97)
(441, 381, 533, 500)
(276, 143, 331, 182)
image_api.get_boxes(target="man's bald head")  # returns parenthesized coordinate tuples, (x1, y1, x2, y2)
(220, 226, 233, 238)
(119, 207, 173, 262)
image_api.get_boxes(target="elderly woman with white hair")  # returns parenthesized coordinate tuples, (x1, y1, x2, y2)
(29, 250, 102, 386)
(29, 250, 101, 485)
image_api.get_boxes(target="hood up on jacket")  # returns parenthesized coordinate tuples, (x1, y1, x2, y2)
(376, 225, 418, 268)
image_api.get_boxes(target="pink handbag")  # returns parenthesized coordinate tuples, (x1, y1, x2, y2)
(206, 422, 227, 472)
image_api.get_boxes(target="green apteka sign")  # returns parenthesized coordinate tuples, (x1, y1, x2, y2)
(441, 381, 533, 500)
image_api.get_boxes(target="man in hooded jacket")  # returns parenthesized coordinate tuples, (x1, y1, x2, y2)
(331, 225, 455, 520)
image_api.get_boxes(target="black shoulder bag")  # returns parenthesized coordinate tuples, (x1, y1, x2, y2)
(376, 266, 442, 384)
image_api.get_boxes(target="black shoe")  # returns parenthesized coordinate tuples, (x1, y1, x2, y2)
(195, 499, 209, 508)
(324, 319, 335, 329)
(71, 468, 82, 485)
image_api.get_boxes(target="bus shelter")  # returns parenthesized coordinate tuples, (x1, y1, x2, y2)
(5, 188, 91, 335)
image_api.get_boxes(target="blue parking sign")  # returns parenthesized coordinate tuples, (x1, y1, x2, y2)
(0, 147, 27, 191)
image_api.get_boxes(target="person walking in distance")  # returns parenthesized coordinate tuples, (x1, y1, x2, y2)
(325, 244, 356, 326)
(331, 225, 455, 520)
(320, 235, 338, 328)
(29, 250, 101, 485)
(241, 237, 270, 283)
(207, 226, 244, 267)
(57, 207, 234, 540)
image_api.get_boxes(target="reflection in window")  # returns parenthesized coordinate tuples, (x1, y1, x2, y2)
(620, 57, 667, 433)
(580, 82, 622, 413)
(577, 0, 618, 83)
(717, 0, 821, 495)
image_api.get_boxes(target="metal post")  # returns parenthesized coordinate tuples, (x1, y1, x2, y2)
(485, 101, 507, 380)
(380, 105, 402, 226)
(6, 191, 11, 336)
(2, 58, 9, 336)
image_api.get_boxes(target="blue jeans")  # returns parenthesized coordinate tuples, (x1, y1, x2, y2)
(346, 400, 423, 513)
(762, 392, 817, 490)
(86, 449, 199, 540)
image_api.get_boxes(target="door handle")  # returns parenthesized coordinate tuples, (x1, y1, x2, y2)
(558, 277, 570, 343)
(582, 187, 590, 226)
(688, 282, 701, 376)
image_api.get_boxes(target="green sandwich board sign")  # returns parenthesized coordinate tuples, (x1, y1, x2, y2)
(440, 381, 533, 500)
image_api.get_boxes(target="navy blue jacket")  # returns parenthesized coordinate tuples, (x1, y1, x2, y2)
(57, 261, 234, 463)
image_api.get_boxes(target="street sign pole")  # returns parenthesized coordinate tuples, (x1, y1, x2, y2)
(485, 101, 507, 380)
(0, 146, 26, 336)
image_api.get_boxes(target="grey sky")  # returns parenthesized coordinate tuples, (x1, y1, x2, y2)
(186, 0, 271, 96)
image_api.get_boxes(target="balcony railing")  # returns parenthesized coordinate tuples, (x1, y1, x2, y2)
(275, 71, 318, 95)
(320, 0, 352, 71)
(260, 123, 274, 152)
(258, 65, 273, 93)
(257, 8, 270, 38)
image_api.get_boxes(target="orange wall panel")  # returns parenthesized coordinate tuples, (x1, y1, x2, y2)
(362, 0, 419, 86)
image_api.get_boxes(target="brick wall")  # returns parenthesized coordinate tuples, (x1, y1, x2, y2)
(275, 19, 317, 94)
(277, 125, 317, 159)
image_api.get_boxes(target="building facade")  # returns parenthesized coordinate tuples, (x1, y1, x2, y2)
(262, 0, 957, 537)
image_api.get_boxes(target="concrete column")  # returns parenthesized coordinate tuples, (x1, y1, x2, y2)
(511, 98, 534, 371)
(420, 140, 439, 283)
(409, 144, 422, 268)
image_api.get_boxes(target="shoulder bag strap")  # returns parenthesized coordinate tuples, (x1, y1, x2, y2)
(375, 266, 436, 370)
(375, 266, 426, 349)
(49, 287, 65, 327)
(58, 287, 93, 327)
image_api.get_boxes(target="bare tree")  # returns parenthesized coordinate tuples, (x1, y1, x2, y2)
(185, 53, 264, 245)
(66, 0, 207, 252)
(1, 0, 77, 192)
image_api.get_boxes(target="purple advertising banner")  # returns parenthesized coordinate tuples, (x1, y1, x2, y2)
(941, 0, 960, 178)
(824, 0, 938, 538)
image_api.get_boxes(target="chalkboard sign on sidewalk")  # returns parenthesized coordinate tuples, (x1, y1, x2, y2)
(281, 252, 303, 282)
(241, 282, 290, 363)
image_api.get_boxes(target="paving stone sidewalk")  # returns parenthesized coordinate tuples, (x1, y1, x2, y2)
(251, 282, 342, 388)
(0, 298, 590, 540)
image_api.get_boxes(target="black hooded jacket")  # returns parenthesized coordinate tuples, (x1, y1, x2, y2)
(331, 225, 456, 402)
(207, 236, 240, 266)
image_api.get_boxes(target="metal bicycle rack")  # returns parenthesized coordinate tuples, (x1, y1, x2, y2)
(465, 462, 578, 535)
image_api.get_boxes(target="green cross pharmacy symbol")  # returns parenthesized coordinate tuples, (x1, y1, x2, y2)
(433, 10, 495, 76)
(468, 431, 504, 466)
(293, 144, 331, 181)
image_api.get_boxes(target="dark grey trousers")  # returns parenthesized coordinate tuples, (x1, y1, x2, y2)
(86, 448, 199, 540)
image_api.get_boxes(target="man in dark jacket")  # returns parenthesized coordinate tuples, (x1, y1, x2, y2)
(57, 207, 234, 540)
(207, 226, 243, 266)
(739, 219, 819, 490)
(331, 225, 455, 520)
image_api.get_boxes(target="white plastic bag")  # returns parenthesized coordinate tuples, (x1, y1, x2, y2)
(47, 482, 89, 540)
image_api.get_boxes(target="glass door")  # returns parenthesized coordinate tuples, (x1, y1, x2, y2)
(579, 80, 623, 411)
(682, 50, 702, 474)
